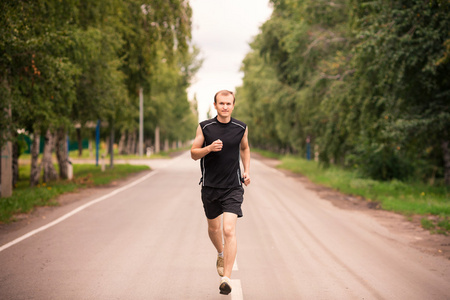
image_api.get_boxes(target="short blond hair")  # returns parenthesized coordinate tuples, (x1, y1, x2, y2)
(214, 90, 235, 104)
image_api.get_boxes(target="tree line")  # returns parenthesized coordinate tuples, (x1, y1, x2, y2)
(235, 0, 449, 184)
(0, 0, 201, 188)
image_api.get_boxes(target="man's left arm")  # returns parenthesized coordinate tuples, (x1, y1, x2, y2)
(240, 127, 251, 186)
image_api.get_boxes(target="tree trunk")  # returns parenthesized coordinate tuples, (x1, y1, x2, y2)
(129, 130, 136, 155)
(42, 128, 58, 183)
(442, 141, 450, 186)
(145, 138, 152, 150)
(76, 127, 83, 157)
(88, 139, 93, 158)
(118, 130, 126, 155)
(12, 138, 19, 187)
(55, 127, 69, 179)
(164, 139, 169, 151)
(109, 121, 114, 168)
(30, 131, 41, 187)
(155, 127, 160, 153)
(132, 130, 138, 154)
(125, 131, 132, 155)
(105, 136, 110, 155)
(0, 102, 12, 197)
(0, 140, 13, 197)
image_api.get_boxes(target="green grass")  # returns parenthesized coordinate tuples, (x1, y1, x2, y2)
(20, 149, 175, 161)
(259, 152, 449, 234)
(421, 217, 450, 235)
(252, 148, 283, 159)
(0, 163, 150, 223)
(68, 149, 174, 160)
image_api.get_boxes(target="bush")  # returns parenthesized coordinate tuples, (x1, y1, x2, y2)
(352, 144, 414, 181)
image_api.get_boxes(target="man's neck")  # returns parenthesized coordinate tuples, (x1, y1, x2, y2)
(216, 115, 231, 123)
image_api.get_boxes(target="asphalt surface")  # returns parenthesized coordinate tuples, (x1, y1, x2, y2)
(0, 151, 449, 299)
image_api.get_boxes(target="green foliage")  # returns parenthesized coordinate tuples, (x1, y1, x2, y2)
(115, 0, 198, 143)
(1, 0, 198, 140)
(1, 0, 200, 192)
(348, 141, 414, 181)
(348, 0, 450, 180)
(1, 0, 80, 136)
(147, 44, 201, 143)
(237, 0, 450, 183)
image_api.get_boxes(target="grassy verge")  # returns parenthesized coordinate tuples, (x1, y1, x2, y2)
(0, 163, 150, 223)
(259, 151, 449, 234)
(252, 148, 283, 160)
(19, 148, 179, 161)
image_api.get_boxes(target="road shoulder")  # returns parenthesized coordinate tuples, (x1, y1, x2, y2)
(0, 169, 151, 246)
(253, 152, 450, 260)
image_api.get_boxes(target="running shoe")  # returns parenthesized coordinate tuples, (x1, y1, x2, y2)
(219, 277, 232, 295)
(216, 255, 224, 277)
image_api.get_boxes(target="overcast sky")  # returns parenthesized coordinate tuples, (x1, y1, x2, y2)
(187, 0, 273, 121)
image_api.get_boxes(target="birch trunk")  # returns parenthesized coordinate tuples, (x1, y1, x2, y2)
(109, 121, 114, 168)
(155, 127, 160, 153)
(42, 129, 58, 183)
(132, 130, 138, 154)
(105, 136, 110, 155)
(125, 130, 131, 155)
(30, 131, 41, 187)
(55, 127, 68, 179)
(164, 139, 169, 151)
(129, 130, 136, 154)
(118, 130, 126, 154)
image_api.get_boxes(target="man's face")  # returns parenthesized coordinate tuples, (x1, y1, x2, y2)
(214, 94, 235, 118)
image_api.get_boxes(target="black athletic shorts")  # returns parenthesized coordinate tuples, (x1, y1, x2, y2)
(201, 186, 244, 219)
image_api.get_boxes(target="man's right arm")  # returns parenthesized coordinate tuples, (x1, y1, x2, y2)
(191, 125, 208, 160)
(191, 125, 223, 161)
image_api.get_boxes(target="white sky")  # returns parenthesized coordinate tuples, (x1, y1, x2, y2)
(187, 0, 273, 121)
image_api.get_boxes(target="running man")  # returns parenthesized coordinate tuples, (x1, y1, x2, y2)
(191, 90, 251, 295)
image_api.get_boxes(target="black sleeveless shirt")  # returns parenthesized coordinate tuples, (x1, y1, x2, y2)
(199, 116, 247, 188)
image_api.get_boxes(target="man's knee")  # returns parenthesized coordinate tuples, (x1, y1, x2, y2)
(208, 218, 221, 234)
(208, 224, 221, 234)
(222, 213, 237, 239)
(223, 224, 236, 239)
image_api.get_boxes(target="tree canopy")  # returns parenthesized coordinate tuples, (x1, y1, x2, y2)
(236, 0, 450, 183)
(0, 0, 200, 187)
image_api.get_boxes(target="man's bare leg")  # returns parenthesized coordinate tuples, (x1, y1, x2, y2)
(222, 212, 238, 278)
(207, 215, 224, 254)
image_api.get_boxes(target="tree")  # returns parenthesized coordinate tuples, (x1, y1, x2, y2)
(238, 0, 449, 183)
(1, 0, 200, 193)
(347, 0, 450, 181)
(1, 1, 79, 186)
(119, 0, 195, 152)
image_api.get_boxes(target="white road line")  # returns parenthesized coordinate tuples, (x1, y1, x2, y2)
(231, 279, 243, 300)
(0, 170, 158, 253)
(231, 257, 242, 299)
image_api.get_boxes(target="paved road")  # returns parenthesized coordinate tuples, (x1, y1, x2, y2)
(1, 152, 449, 299)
